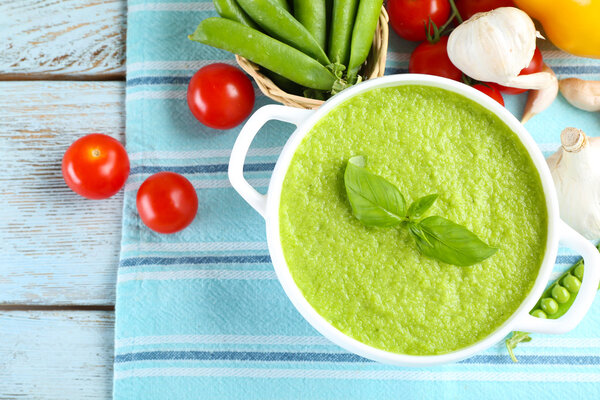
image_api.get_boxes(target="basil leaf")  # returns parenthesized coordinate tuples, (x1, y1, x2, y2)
(410, 216, 498, 266)
(344, 156, 406, 227)
(408, 222, 432, 246)
(407, 194, 439, 220)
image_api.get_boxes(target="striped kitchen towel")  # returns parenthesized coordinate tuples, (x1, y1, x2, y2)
(115, 0, 600, 398)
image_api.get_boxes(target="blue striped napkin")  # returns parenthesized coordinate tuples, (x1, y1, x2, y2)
(114, 1, 600, 398)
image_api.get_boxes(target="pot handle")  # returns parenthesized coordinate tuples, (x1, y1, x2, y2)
(514, 220, 600, 334)
(228, 105, 314, 218)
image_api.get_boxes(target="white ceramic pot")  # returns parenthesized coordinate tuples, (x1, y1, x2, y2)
(228, 74, 600, 366)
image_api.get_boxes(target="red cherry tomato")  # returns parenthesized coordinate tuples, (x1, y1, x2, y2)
(472, 84, 505, 106)
(387, 0, 451, 42)
(187, 63, 255, 130)
(62, 134, 130, 199)
(488, 48, 544, 95)
(455, 0, 514, 20)
(409, 37, 463, 81)
(136, 172, 198, 234)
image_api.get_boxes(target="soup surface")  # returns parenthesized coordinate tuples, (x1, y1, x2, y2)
(279, 85, 547, 355)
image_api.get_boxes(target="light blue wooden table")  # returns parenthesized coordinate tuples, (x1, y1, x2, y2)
(0, 0, 126, 397)
(3, 1, 600, 398)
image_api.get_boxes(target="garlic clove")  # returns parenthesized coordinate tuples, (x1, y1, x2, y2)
(547, 128, 600, 240)
(447, 7, 539, 87)
(521, 64, 558, 124)
(559, 78, 600, 112)
(504, 71, 555, 90)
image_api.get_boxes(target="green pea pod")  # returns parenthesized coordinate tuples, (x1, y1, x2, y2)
(237, 0, 330, 66)
(293, 0, 327, 49)
(213, 0, 303, 93)
(528, 259, 590, 320)
(505, 242, 600, 362)
(347, 0, 384, 83)
(328, 0, 358, 66)
(274, 0, 290, 11)
(189, 18, 336, 90)
(213, 0, 257, 28)
(213, 0, 300, 93)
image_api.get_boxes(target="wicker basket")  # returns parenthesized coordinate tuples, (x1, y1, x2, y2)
(236, 7, 389, 110)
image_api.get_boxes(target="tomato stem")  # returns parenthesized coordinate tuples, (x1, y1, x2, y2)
(425, 17, 441, 44)
(426, 0, 463, 44)
(448, 0, 462, 24)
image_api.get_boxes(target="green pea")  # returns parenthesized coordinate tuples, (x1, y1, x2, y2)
(540, 297, 559, 315)
(551, 285, 570, 303)
(574, 263, 584, 281)
(562, 274, 581, 293)
(531, 309, 547, 319)
(189, 18, 336, 90)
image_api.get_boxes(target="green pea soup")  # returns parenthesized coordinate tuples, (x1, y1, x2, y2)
(279, 85, 548, 355)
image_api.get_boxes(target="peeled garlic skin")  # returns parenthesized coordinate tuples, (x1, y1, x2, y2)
(447, 7, 545, 88)
(547, 136, 600, 240)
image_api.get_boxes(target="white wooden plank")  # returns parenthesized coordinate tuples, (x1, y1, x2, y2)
(0, 0, 125, 78)
(0, 310, 113, 399)
(0, 81, 124, 305)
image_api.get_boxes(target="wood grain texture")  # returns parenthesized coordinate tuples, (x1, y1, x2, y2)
(0, 310, 113, 399)
(0, 81, 124, 305)
(0, 0, 126, 79)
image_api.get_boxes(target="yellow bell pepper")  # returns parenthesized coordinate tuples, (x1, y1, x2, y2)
(514, 0, 600, 59)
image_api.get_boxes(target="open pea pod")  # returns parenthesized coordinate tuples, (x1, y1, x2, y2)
(528, 248, 598, 320)
(506, 242, 600, 362)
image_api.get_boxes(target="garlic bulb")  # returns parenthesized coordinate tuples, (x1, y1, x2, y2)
(447, 7, 553, 90)
(547, 128, 600, 239)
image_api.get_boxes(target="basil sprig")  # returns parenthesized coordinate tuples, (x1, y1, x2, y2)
(344, 156, 498, 267)
(344, 156, 406, 227)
